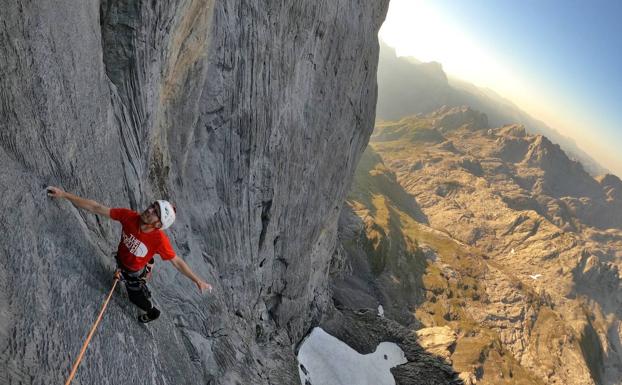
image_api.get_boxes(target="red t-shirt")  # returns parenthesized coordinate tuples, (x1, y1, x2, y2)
(110, 208, 176, 271)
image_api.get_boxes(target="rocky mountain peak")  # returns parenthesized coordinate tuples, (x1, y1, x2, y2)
(522, 135, 565, 167)
(498, 123, 527, 137)
(430, 105, 489, 132)
(521, 135, 603, 199)
(418, 61, 448, 82)
(597, 173, 622, 188)
(597, 173, 622, 201)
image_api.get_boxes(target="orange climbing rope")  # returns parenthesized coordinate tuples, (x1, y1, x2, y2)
(64, 271, 121, 385)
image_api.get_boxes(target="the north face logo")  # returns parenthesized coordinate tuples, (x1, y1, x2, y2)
(122, 232, 148, 258)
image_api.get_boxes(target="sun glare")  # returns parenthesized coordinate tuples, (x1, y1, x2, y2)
(378, 0, 622, 176)
(379, 1, 566, 146)
(380, 0, 522, 101)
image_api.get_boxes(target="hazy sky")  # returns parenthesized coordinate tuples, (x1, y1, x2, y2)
(379, 0, 622, 176)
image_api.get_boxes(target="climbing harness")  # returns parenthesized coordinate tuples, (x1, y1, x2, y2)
(64, 271, 121, 385)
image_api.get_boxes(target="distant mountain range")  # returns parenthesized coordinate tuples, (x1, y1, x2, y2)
(376, 41, 609, 176)
(334, 106, 622, 384)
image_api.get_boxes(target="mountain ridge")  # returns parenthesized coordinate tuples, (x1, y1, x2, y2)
(376, 41, 609, 177)
(335, 106, 622, 384)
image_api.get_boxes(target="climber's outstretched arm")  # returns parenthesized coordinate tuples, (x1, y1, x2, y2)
(47, 186, 111, 217)
(170, 255, 213, 293)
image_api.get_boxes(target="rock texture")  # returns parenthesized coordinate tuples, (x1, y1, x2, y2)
(0, 1, 390, 384)
(336, 106, 622, 384)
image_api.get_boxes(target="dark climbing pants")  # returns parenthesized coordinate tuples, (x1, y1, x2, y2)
(122, 270, 152, 311)
(117, 259, 160, 320)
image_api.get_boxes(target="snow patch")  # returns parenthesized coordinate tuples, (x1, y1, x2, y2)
(297, 327, 407, 385)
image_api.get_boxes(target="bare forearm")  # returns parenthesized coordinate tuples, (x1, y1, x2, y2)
(171, 256, 212, 293)
(48, 186, 110, 217)
(173, 257, 201, 283)
(62, 192, 99, 211)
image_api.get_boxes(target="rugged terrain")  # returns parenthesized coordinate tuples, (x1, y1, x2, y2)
(334, 106, 622, 384)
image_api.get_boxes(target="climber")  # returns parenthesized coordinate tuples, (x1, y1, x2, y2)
(47, 186, 212, 323)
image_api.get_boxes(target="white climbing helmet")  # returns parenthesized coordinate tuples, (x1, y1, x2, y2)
(156, 200, 176, 230)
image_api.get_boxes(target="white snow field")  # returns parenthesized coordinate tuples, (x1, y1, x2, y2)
(297, 327, 407, 385)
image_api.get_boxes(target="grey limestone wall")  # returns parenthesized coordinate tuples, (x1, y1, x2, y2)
(0, 1, 389, 384)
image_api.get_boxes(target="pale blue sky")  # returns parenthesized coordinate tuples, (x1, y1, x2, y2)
(380, 0, 622, 176)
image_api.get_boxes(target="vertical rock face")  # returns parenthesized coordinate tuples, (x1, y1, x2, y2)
(0, 1, 389, 384)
